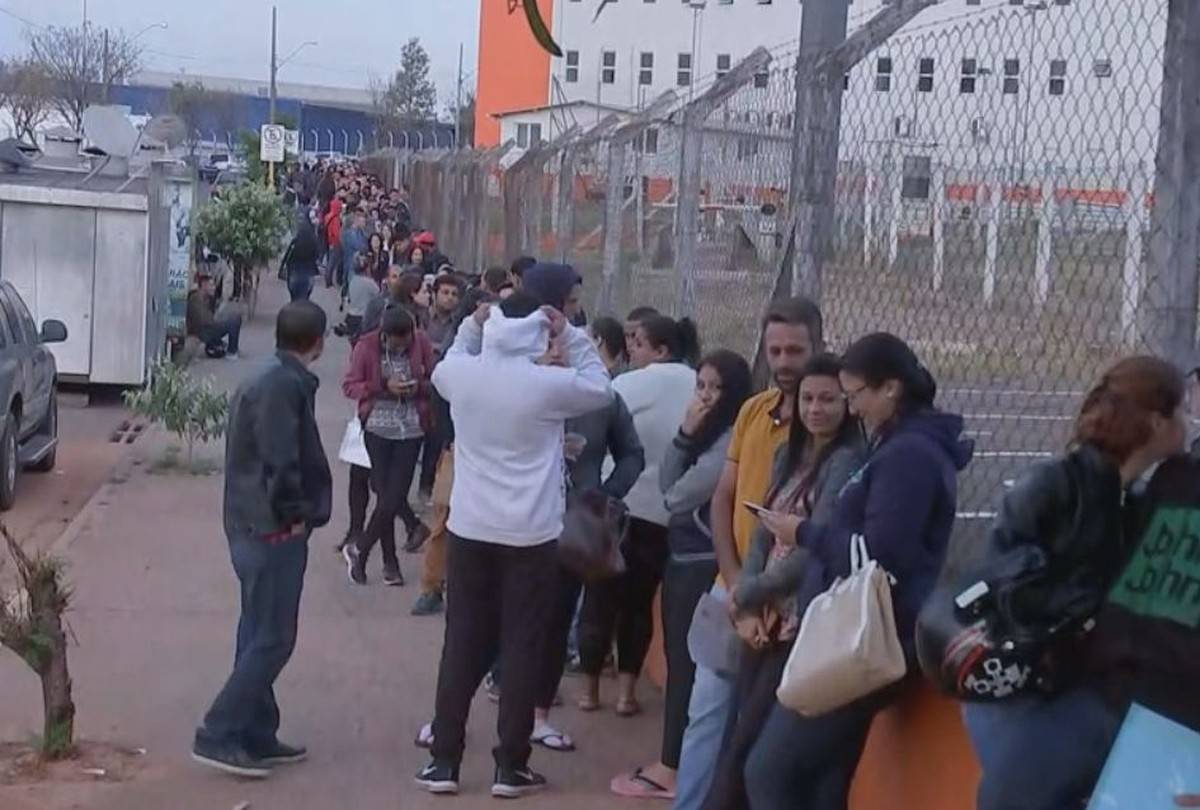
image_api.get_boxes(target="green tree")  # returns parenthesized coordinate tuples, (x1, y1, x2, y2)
(123, 360, 229, 467)
(383, 38, 437, 123)
(193, 182, 290, 304)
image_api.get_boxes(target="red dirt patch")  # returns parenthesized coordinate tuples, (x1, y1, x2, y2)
(0, 741, 146, 786)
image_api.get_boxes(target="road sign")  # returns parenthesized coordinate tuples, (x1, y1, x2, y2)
(284, 129, 300, 156)
(260, 124, 285, 162)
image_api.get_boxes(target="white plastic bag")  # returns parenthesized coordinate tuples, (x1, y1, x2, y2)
(776, 533, 906, 716)
(338, 417, 371, 468)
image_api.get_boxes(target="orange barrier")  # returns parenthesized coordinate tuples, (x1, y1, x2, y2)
(644, 592, 981, 809)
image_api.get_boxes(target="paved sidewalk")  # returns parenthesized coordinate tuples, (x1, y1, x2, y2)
(0, 279, 660, 809)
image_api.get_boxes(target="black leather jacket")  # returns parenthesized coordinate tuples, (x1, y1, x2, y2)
(223, 352, 333, 539)
(983, 443, 1133, 631)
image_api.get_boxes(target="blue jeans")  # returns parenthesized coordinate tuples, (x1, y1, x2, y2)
(674, 583, 736, 810)
(288, 273, 315, 301)
(964, 686, 1121, 810)
(196, 535, 309, 751)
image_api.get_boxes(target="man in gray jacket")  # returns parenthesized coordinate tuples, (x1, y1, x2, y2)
(193, 301, 332, 779)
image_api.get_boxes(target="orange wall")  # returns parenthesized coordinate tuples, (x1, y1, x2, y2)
(475, 0, 555, 147)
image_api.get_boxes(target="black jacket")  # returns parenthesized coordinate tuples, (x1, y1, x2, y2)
(286, 221, 321, 279)
(982, 443, 1132, 631)
(567, 392, 644, 499)
(223, 351, 333, 539)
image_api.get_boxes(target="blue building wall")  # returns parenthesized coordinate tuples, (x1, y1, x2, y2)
(108, 84, 454, 155)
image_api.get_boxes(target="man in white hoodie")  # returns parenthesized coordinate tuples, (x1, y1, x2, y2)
(416, 291, 612, 799)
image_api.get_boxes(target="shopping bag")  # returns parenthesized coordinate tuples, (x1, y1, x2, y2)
(776, 533, 906, 716)
(1086, 703, 1200, 809)
(338, 417, 371, 468)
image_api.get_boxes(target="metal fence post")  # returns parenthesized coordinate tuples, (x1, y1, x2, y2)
(556, 145, 577, 264)
(1033, 162, 1056, 308)
(1122, 161, 1148, 348)
(601, 138, 629, 313)
(1143, 0, 1200, 365)
(674, 106, 704, 317)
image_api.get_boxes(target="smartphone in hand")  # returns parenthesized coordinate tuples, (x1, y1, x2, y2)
(742, 501, 769, 517)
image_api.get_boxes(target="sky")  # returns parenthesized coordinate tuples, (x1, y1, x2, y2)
(0, 0, 481, 110)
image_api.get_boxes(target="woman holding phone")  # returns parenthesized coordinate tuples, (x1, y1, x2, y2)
(342, 306, 434, 586)
(702, 353, 862, 809)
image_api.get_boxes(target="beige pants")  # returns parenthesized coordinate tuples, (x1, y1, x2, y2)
(419, 448, 453, 594)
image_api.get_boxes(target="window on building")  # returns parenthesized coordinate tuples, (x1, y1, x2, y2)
(1003, 58, 1020, 94)
(1093, 58, 1112, 78)
(843, 73, 850, 90)
(1008, 0, 1023, 5)
(960, 58, 978, 94)
(677, 53, 692, 87)
(635, 127, 660, 154)
(753, 70, 769, 89)
(917, 57, 934, 92)
(716, 53, 731, 78)
(893, 115, 912, 138)
(1049, 58, 1067, 95)
(1054, 0, 1071, 5)
(602, 51, 617, 84)
(970, 117, 990, 144)
(516, 124, 529, 149)
(966, 0, 981, 4)
(875, 57, 892, 91)
(640, 52, 654, 86)
(566, 50, 580, 83)
(901, 155, 932, 199)
(736, 137, 760, 161)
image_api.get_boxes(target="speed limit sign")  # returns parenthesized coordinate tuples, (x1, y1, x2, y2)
(260, 124, 286, 162)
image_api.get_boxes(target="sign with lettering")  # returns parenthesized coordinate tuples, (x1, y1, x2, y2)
(260, 124, 285, 163)
(1109, 505, 1200, 628)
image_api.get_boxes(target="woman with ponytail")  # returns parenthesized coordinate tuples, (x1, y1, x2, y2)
(924, 355, 1185, 810)
(577, 314, 701, 717)
(746, 332, 974, 810)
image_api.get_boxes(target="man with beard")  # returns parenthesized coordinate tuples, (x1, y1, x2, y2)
(670, 297, 824, 810)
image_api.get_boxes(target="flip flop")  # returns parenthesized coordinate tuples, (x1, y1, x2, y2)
(530, 724, 575, 752)
(615, 698, 642, 717)
(577, 695, 601, 712)
(414, 722, 434, 749)
(610, 767, 676, 800)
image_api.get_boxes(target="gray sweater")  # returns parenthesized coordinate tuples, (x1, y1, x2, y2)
(735, 441, 864, 610)
(660, 429, 733, 517)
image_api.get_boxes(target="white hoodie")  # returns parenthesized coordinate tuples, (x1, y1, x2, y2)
(613, 362, 698, 526)
(432, 309, 613, 547)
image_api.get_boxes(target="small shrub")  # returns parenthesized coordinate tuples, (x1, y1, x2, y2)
(124, 360, 228, 466)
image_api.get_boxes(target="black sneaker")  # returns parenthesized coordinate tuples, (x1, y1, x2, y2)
(411, 591, 444, 616)
(343, 545, 366, 585)
(191, 739, 270, 779)
(248, 740, 307, 765)
(415, 760, 460, 795)
(492, 766, 547, 798)
(382, 566, 405, 587)
(404, 523, 432, 554)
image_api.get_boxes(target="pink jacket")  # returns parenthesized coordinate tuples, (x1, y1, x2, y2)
(342, 328, 434, 431)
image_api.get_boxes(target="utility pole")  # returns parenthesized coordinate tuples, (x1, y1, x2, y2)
(269, 6, 278, 125)
(268, 5, 278, 189)
(454, 43, 463, 149)
(102, 28, 110, 103)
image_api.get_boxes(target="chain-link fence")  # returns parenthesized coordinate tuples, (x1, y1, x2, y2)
(376, 0, 1200, 562)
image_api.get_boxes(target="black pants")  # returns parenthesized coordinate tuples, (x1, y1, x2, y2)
(348, 463, 371, 537)
(420, 393, 451, 493)
(743, 691, 884, 810)
(537, 563, 582, 710)
(704, 643, 793, 810)
(197, 535, 308, 751)
(662, 554, 718, 769)
(577, 517, 670, 677)
(431, 534, 558, 770)
(355, 432, 423, 571)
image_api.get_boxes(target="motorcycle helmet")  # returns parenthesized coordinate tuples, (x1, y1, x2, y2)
(916, 545, 1097, 701)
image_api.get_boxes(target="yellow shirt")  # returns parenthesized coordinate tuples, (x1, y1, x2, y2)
(721, 389, 790, 585)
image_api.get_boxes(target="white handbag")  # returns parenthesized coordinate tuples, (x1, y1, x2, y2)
(337, 416, 371, 468)
(776, 533, 907, 717)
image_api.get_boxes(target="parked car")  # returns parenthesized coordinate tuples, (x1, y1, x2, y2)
(0, 280, 68, 509)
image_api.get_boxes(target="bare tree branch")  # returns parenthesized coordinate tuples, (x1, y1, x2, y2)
(24, 24, 144, 132)
(0, 58, 53, 142)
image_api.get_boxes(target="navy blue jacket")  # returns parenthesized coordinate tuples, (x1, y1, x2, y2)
(796, 410, 974, 656)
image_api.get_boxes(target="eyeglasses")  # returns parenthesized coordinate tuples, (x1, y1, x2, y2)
(843, 385, 868, 403)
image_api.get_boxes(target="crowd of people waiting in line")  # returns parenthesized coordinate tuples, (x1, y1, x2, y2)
(190, 158, 1199, 809)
